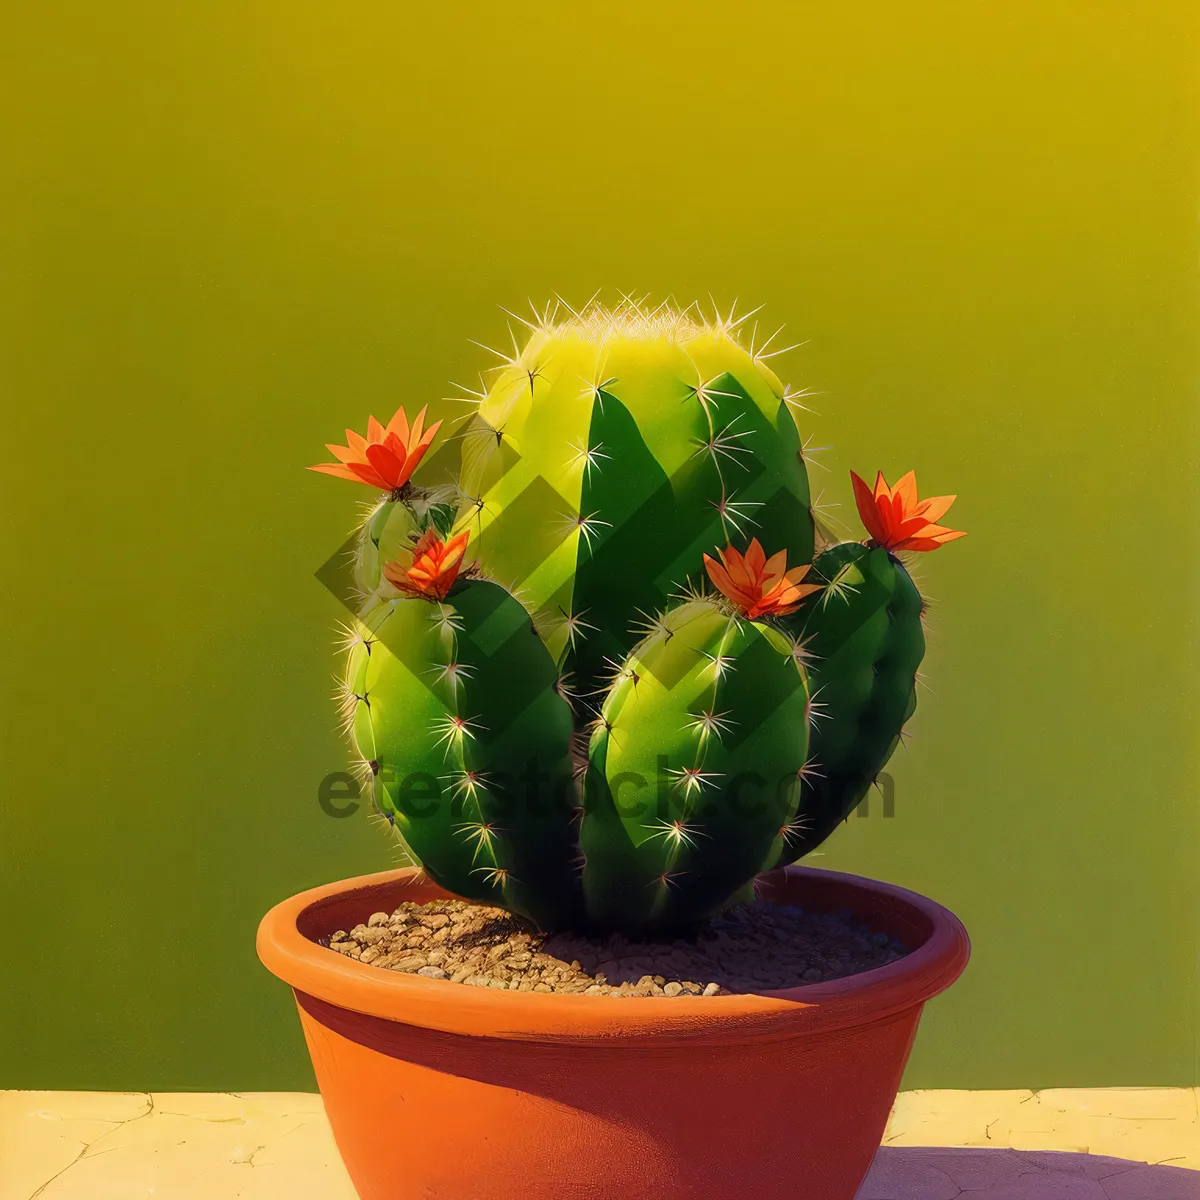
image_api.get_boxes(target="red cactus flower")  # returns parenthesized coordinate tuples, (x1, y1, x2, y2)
(703, 538, 822, 619)
(850, 470, 966, 553)
(383, 529, 470, 601)
(310, 405, 442, 491)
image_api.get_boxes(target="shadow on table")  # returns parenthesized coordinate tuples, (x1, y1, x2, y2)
(857, 1146, 1200, 1198)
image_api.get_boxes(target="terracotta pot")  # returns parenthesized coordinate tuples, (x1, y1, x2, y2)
(257, 864, 969, 1200)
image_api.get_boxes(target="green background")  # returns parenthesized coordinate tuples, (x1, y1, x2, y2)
(2, 2, 1197, 1090)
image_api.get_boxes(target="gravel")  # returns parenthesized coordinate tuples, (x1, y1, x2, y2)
(316, 897, 910, 997)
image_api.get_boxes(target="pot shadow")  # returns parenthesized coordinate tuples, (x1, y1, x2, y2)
(857, 1146, 1200, 1198)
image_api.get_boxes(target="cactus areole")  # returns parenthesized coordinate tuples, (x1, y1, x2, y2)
(306, 299, 966, 936)
(261, 298, 972, 1200)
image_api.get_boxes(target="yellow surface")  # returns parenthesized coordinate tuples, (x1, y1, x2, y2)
(3, 1089, 1196, 1197)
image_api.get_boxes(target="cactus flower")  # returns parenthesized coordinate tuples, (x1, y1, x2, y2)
(703, 538, 822, 619)
(384, 528, 470, 600)
(850, 470, 966, 553)
(310, 405, 442, 491)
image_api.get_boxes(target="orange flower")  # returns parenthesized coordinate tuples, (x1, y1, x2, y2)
(850, 470, 966, 553)
(703, 538, 822, 619)
(309, 405, 442, 491)
(383, 529, 470, 601)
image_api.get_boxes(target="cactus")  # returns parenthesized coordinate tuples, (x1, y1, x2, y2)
(343, 534, 581, 930)
(310, 299, 965, 936)
(353, 488, 456, 600)
(454, 302, 815, 701)
(581, 596, 813, 933)
(772, 541, 924, 864)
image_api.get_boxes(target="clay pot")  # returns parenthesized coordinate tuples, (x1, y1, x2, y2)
(257, 864, 969, 1200)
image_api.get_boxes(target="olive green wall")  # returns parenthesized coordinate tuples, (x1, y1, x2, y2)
(2, 2, 1197, 1090)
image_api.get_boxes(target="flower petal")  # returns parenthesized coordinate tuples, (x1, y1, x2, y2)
(386, 405, 412, 444)
(892, 470, 919, 515)
(761, 549, 789, 590)
(895, 527, 967, 552)
(308, 462, 365, 482)
(364, 442, 405, 489)
(851, 471, 888, 545)
(913, 493, 957, 523)
(347, 461, 392, 489)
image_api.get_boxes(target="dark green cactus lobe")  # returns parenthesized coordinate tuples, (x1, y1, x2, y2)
(776, 542, 924, 865)
(346, 578, 581, 928)
(582, 599, 810, 934)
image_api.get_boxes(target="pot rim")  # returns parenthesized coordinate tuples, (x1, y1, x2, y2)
(257, 864, 969, 1047)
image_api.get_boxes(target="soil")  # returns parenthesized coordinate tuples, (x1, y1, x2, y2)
(317, 896, 910, 996)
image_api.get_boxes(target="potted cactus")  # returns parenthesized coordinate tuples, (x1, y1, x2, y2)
(258, 299, 970, 1200)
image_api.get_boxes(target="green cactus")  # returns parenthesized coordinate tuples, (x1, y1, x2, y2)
(455, 306, 814, 700)
(581, 597, 812, 934)
(773, 542, 925, 865)
(344, 576, 581, 929)
(353, 487, 456, 602)
(313, 299, 963, 937)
